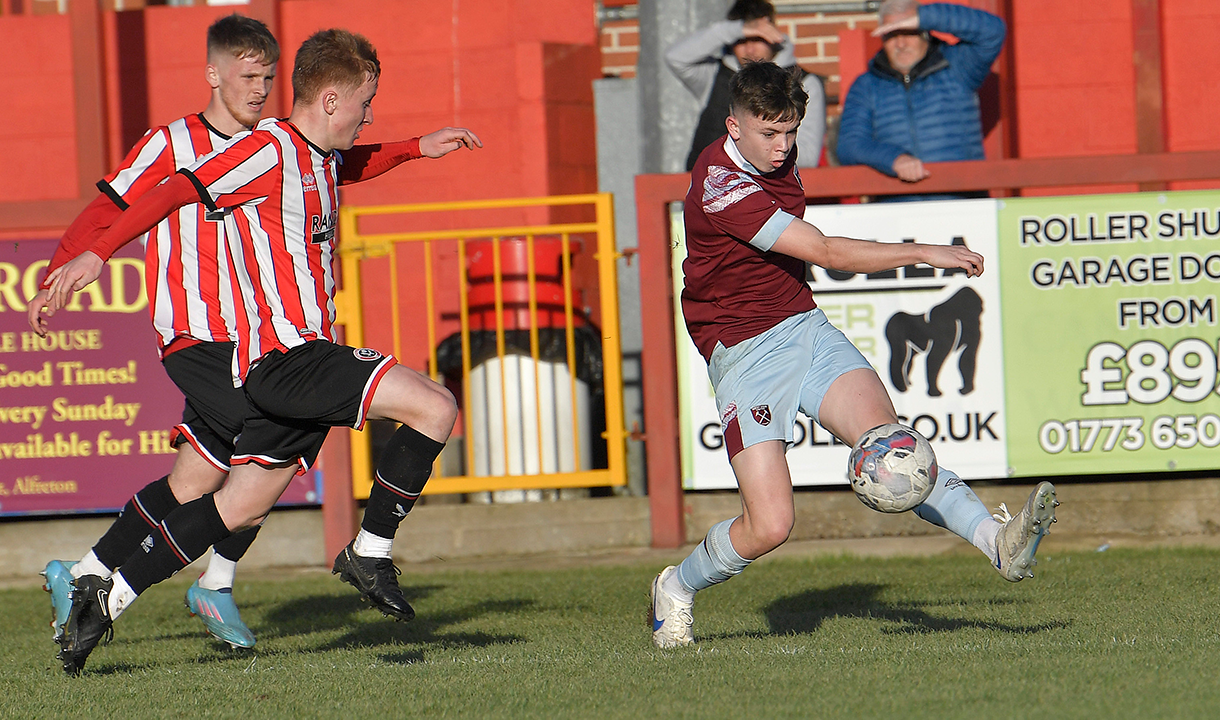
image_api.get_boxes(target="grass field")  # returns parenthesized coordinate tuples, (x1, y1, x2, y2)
(2, 546, 1219, 719)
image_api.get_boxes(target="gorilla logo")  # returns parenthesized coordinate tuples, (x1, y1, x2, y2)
(885, 287, 982, 397)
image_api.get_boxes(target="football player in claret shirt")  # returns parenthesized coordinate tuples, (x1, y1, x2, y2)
(29, 13, 281, 651)
(649, 61, 1058, 649)
(46, 28, 481, 676)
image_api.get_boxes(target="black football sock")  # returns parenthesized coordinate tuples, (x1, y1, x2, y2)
(212, 525, 260, 562)
(360, 424, 444, 538)
(92, 475, 179, 570)
(118, 493, 232, 595)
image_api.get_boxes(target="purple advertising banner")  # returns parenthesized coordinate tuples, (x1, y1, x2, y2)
(1, 238, 319, 515)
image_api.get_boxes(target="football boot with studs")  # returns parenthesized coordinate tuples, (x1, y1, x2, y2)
(41, 559, 77, 640)
(992, 481, 1059, 582)
(57, 574, 115, 677)
(186, 579, 256, 649)
(650, 566, 694, 649)
(332, 541, 414, 621)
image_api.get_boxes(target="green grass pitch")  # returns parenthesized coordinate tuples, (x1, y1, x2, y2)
(3, 547, 1219, 719)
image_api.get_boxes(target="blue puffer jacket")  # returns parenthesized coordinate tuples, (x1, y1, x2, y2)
(836, 3, 1005, 176)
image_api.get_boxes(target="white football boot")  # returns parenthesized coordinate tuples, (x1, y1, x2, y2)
(992, 482, 1059, 582)
(650, 566, 694, 648)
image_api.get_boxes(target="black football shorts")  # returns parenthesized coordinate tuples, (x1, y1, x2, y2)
(233, 340, 397, 468)
(160, 340, 247, 471)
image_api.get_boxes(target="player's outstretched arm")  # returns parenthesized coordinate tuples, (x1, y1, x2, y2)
(45, 173, 197, 312)
(338, 128, 482, 186)
(418, 127, 482, 158)
(770, 216, 984, 277)
(28, 194, 126, 335)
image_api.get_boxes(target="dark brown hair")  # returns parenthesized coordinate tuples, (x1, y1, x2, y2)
(729, 61, 807, 124)
(206, 14, 279, 64)
(291, 29, 380, 104)
(726, 0, 776, 23)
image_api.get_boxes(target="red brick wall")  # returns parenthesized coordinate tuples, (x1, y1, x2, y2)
(0, 14, 78, 202)
(1013, 1, 1136, 158)
(597, 7, 877, 104)
(1162, 0, 1220, 190)
(1011, 0, 1138, 194)
(776, 11, 877, 102)
(1164, 0, 1220, 152)
(601, 19, 639, 78)
(0, 0, 603, 371)
(2, 0, 599, 215)
(277, 0, 599, 209)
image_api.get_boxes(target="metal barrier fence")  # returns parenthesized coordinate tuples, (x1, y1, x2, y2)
(333, 193, 627, 497)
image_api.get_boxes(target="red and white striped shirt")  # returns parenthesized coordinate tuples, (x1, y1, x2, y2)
(46, 113, 241, 355)
(181, 118, 341, 382)
(107, 114, 240, 352)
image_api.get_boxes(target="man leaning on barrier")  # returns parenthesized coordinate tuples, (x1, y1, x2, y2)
(836, 0, 1006, 200)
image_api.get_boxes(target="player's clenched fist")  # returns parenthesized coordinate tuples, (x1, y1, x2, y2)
(924, 244, 984, 277)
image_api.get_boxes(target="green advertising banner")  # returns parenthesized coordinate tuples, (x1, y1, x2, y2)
(998, 191, 1220, 476)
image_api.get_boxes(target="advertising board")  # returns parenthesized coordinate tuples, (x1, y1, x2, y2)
(0, 239, 319, 514)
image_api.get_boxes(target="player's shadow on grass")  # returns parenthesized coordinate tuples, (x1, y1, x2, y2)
(65, 584, 531, 675)
(260, 586, 531, 663)
(759, 582, 1069, 637)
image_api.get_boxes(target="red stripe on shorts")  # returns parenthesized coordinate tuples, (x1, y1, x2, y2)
(724, 416, 744, 459)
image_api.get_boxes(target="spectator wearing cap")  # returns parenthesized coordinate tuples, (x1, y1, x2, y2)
(836, 0, 1005, 200)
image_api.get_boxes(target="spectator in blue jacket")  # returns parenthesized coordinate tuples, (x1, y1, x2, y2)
(836, 0, 1005, 198)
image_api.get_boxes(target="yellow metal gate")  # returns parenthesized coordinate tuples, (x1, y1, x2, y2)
(334, 194, 626, 497)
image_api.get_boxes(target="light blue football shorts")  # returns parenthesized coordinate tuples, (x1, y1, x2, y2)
(707, 308, 875, 459)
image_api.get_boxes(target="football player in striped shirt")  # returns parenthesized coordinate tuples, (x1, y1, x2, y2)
(29, 13, 280, 652)
(46, 28, 481, 675)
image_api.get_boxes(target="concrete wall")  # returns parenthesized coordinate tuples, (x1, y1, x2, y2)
(6, 478, 1218, 579)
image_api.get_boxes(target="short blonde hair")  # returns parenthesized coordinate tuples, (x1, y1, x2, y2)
(291, 29, 380, 104)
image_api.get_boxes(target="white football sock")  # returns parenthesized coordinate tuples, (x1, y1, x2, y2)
(353, 529, 393, 559)
(108, 573, 138, 620)
(197, 552, 238, 591)
(72, 551, 112, 580)
(973, 517, 1002, 559)
(662, 566, 695, 604)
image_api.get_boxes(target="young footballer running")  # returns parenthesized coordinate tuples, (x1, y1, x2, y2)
(650, 61, 1057, 649)
(46, 28, 481, 675)
(29, 13, 281, 650)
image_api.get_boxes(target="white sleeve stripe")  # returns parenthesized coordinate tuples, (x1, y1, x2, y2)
(750, 209, 796, 252)
(168, 118, 197, 171)
(108, 130, 168, 196)
(206, 143, 280, 198)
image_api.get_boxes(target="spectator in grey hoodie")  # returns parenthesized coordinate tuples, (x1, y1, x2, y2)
(666, 0, 826, 171)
